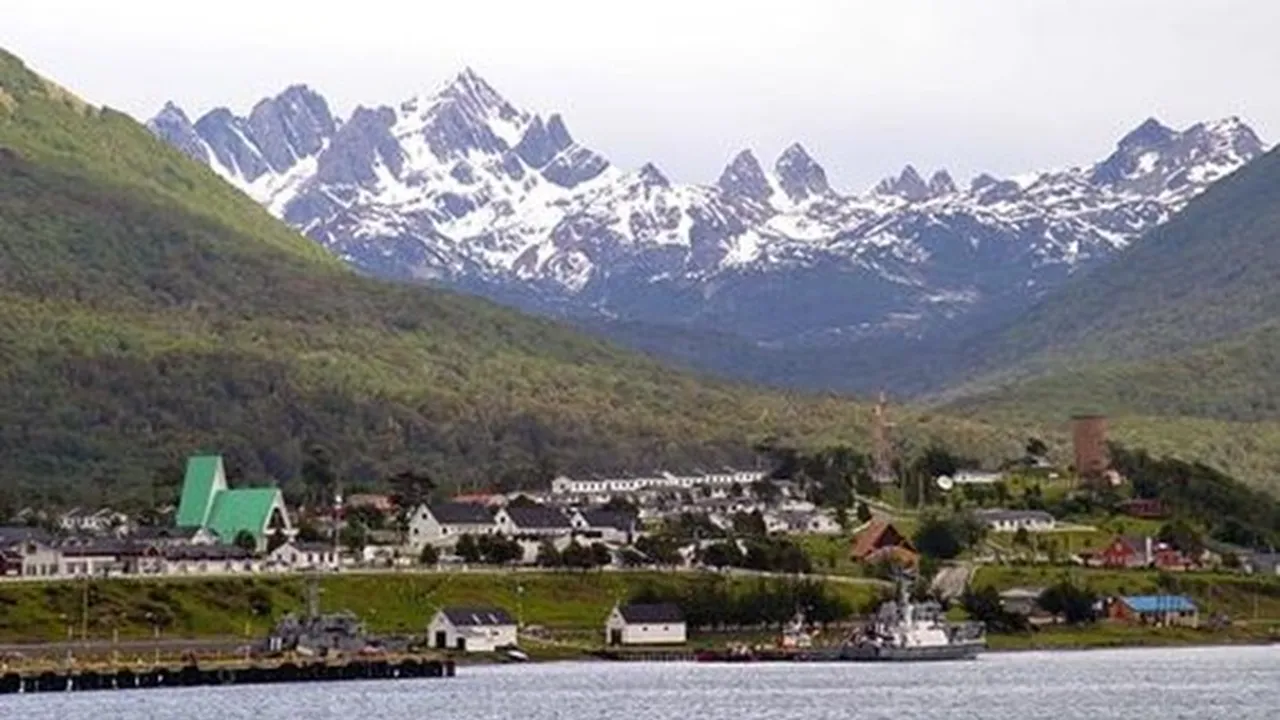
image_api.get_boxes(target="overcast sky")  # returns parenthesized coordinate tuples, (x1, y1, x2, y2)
(4, 0, 1277, 191)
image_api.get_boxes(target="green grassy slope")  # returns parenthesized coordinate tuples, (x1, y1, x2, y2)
(0, 572, 878, 644)
(0, 49, 1028, 505)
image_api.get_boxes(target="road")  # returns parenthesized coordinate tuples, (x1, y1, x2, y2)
(0, 564, 889, 587)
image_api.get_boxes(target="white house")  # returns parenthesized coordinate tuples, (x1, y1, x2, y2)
(268, 541, 340, 572)
(972, 509, 1057, 533)
(408, 503, 496, 550)
(495, 506, 572, 538)
(605, 603, 687, 646)
(952, 471, 1005, 485)
(569, 509, 639, 544)
(428, 607, 518, 652)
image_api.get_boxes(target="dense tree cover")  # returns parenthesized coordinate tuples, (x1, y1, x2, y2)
(1110, 443, 1280, 548)
(0, 48, 1031, 508)
(758, 442, 877, 507)
(1037, 581, 1099, 625)
(951, 142, 1280, 408)
(629, 577, 852, 630)
(696, 538, 812, 574)
(960, 585, 1029, 634)
(913, 513, 987, 561)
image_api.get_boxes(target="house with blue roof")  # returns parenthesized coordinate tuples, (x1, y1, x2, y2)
(1106, 594, 1199, 628)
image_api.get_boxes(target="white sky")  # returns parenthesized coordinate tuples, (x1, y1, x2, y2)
(3, 0, 1277, 191)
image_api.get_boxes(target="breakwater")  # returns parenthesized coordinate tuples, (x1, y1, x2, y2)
(0, 656, 454, 694)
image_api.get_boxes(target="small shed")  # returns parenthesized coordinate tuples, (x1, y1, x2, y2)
(428, 607, 518, 652)
(605, 603, 687, 646)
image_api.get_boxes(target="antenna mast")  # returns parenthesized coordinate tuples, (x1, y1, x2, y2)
(871, 391, 895, 484)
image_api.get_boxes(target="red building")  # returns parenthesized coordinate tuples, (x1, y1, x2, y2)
(1118, 498, 1167, 519)
(850, 519, 918, 567)
(1089, 534, 1192, 570)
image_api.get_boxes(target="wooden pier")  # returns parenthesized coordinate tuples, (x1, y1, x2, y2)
(0, 655, 455, 694)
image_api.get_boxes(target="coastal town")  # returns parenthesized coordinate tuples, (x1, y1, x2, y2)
(1, 412, 1277, 668)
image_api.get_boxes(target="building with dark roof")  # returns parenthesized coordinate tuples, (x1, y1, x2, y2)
(606, 603, 687, 645)
(428, 606, 518, 652)
(408, 502, 496, 551)
(496, 506, 571, 536)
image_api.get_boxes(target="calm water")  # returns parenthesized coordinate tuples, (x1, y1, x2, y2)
(4, 646, 1278, 720)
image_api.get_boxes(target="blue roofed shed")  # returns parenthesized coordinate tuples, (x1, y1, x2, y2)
(1109, 595, 1199, 628)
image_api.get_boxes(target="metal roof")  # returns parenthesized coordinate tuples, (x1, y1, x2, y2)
(1120, 595, 1197, 613)
(617, 603, 685, 624)
(440, 607, 516, 626)
(428, 502, 495, 525)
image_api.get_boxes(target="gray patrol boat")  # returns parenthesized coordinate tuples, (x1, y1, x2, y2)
(822, 573, 986, 662)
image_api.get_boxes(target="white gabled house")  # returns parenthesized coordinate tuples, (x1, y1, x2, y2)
(428, 607, 518, 652)
(268, 540, 340, 571)
(606, 603, 687, 645)
(408, 503, 496, 550)
(569, 509, 639, 544)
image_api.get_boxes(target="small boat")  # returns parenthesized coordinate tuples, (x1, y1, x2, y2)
(503, 648, 530, 662)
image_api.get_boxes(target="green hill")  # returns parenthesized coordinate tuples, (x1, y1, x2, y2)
(952, 143, 1280, 383)
(932, 141, 1280, 489)
(0, 49, 1027, 507)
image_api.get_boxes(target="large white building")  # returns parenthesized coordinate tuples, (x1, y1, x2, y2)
(605, 603, 687, 646)
(551, 470, 765, 497)
(408, 503, 496, 550)
(972, 509, 1057, 533)
(428, 607, 518, 652)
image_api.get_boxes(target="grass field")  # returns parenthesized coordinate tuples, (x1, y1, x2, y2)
(0, 571, 880, 645)
(972, 565, 1280, 620)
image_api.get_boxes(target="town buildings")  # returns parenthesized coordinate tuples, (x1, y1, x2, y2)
(549, 469, 764, 498)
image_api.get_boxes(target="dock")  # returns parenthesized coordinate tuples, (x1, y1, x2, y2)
(0, 655, 455, 694)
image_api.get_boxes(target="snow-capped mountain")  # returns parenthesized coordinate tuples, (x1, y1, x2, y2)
(149, 71, 1266, 357)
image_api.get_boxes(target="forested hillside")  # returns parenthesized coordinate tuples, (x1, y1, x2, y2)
(948, 142, 1280, 387)
(0, 49, 1024, 508)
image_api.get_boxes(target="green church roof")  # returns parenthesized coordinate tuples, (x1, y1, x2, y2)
(176, 455, 222, 528)
(206, 488, 283, 544)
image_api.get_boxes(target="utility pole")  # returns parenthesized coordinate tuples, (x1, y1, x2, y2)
(80, 576, 89, 642)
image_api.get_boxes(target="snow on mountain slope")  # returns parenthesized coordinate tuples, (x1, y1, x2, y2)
(149, 72, 1267, 345)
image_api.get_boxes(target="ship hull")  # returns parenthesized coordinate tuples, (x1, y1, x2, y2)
(800, 643, 983, 662)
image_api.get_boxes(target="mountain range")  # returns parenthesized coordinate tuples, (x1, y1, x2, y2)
(148, 70, 1266, 394)
(0, 47, 1028, 507)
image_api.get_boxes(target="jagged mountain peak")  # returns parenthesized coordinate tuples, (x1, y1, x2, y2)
(636, 162, 670, 188)
(928, 169, 957, 196)
(774, 142, 831, 202)
(1118, 116, 1175, 151)
(717, 148, 773, 204)
(875, 164, 931, 201)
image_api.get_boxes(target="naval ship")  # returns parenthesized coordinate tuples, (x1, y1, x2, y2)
(827, 572, 986, 661)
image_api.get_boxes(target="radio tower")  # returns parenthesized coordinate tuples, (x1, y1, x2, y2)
(871, 391, 895, 484)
